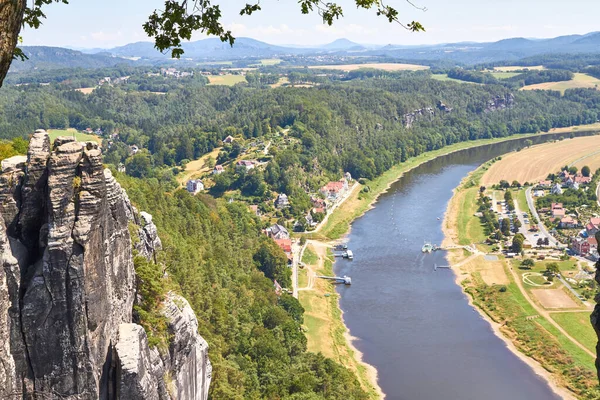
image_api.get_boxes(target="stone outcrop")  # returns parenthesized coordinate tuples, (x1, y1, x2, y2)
(0, 130, 210, 399)
(591, 231, 600, 382)
(484, 93, 515, 112)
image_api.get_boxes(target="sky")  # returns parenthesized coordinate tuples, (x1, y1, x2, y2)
(21, 0, 600, 49)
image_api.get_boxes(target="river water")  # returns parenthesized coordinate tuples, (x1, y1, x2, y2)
(334, 134, 593, 400)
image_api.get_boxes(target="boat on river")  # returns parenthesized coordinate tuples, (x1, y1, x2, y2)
(422, 242, 433, 253)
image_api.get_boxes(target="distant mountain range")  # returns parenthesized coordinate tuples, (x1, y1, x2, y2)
(9, 31, 600, 73)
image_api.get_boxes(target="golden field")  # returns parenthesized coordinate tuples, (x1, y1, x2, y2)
(481, 135, 600, 185)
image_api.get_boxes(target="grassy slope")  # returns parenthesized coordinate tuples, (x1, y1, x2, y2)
(551, 312, 597, 353)
(48, 128, 101, 144)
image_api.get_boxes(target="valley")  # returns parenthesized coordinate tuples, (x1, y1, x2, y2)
(4, 6, 600, 398)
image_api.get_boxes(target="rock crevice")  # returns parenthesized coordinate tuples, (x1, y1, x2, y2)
(0, 130, 210, 399)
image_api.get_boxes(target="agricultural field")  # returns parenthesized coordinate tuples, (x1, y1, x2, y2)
(308, 63, 429, 72)
(47, 128, 101, 144)
(270, 77, 289, 88)
(481, 135, 600, 186)
(207, 74, 247, 86)
(494, 65, 545, 72)
(75, 87, 96, 94)
(521, 73, 600, 94)
(430, 74, 475, 84)
(488, 71, 521, 79)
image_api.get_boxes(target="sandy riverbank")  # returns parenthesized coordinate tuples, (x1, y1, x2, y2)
(441, 171, 577, 400)
(307, 124, 600, 399)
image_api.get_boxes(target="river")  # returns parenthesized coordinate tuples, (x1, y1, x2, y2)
(334, 133, 594, 400)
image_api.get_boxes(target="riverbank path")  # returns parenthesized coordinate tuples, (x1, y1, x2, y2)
(507, 262, 595, 358)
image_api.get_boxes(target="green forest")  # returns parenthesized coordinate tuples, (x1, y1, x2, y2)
(4, 72, 600, 398)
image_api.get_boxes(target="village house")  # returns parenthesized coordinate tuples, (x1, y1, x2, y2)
(572, 236, 591, 256)
(275, 193, 289, 209)
(551, 202, 566, 218)
(305, 213, 317, 227)
(538, 180, 552, 188)
(566, 179, 580, 190)
(186, 179, 204, 194)
(213, 165, 224, 175)
(236, 160, 256, 171)
(559, 216, 578, 228)
(266, 224, 290, 240)
(224, 135, 235, 144)
(129, 145, 139, 155)
(345, 171, 352, 182)
(117, 163, 126, 173)
(319, 179, 349, 201)
(585, 217, 600, 237)
(274, 238, 294, 265)
(550, 183, 563, 195)
(533, 190, 545, 197)
(575, 175, 592, 184)
(311, 196, 327, 209)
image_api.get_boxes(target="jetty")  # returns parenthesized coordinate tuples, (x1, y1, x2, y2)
(434, 264, 451, 271)
(318, 275, 352, 285)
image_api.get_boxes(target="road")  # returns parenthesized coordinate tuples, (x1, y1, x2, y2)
(308, 182, 359, 234)
(291, 241, 307, 299)
(525, 187, 559, 247)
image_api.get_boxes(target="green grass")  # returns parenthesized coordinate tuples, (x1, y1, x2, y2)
(489, 71, 521, 80)
(515, 188, 529, 213)
(48, 128, 101, 144)
(207, 74, 247, 86)
(302, 246, 318, 265)
(430, 74, 475, 84)
(298, 268, 308, 288)
(551, 312, 596, 353)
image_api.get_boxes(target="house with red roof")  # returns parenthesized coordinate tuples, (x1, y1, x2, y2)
(559, 216, 577, 229)
(320, 178, 349, 201)
(586, 218, 600, 237)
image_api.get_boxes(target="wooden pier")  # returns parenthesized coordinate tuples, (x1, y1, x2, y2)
(317, 275, 352, 285)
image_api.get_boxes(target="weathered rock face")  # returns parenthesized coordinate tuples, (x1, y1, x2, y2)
(0, 131, 210, 399)
(591, 231, 600, 382)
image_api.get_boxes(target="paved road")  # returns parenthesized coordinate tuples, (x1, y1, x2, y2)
(291, 241, 307, 299)
(525, 187, 559, 247)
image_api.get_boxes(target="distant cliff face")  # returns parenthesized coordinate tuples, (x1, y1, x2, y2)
(0, 130, 210, 399)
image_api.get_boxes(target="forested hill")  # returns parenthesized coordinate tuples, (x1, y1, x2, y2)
(3, 72, 600, 397)
(2, 75, 600, 220)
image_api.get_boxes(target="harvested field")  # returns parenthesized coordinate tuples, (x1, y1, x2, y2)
(481, 135, 600, 186)
(207, 74, 247, 86)
(531, 288, 579, 309)
(308, 63, 428, 72)
(521, 73, 600, 94)
(75, 87, 95, 94)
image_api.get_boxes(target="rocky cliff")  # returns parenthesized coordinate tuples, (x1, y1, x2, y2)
(0, 130, 211, 399)
(592, 232, 600, 382)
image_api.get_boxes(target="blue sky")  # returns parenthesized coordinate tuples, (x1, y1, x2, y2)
(21, 0, 600, 48)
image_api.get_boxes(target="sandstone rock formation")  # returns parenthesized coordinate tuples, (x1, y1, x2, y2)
(0, 130, 210, 399)
(591, 231, 600, 382)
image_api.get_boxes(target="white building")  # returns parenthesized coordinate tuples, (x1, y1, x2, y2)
(186, 179, 204, 194)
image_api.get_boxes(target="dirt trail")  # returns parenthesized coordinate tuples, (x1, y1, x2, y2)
(507, 264, 595, 358)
